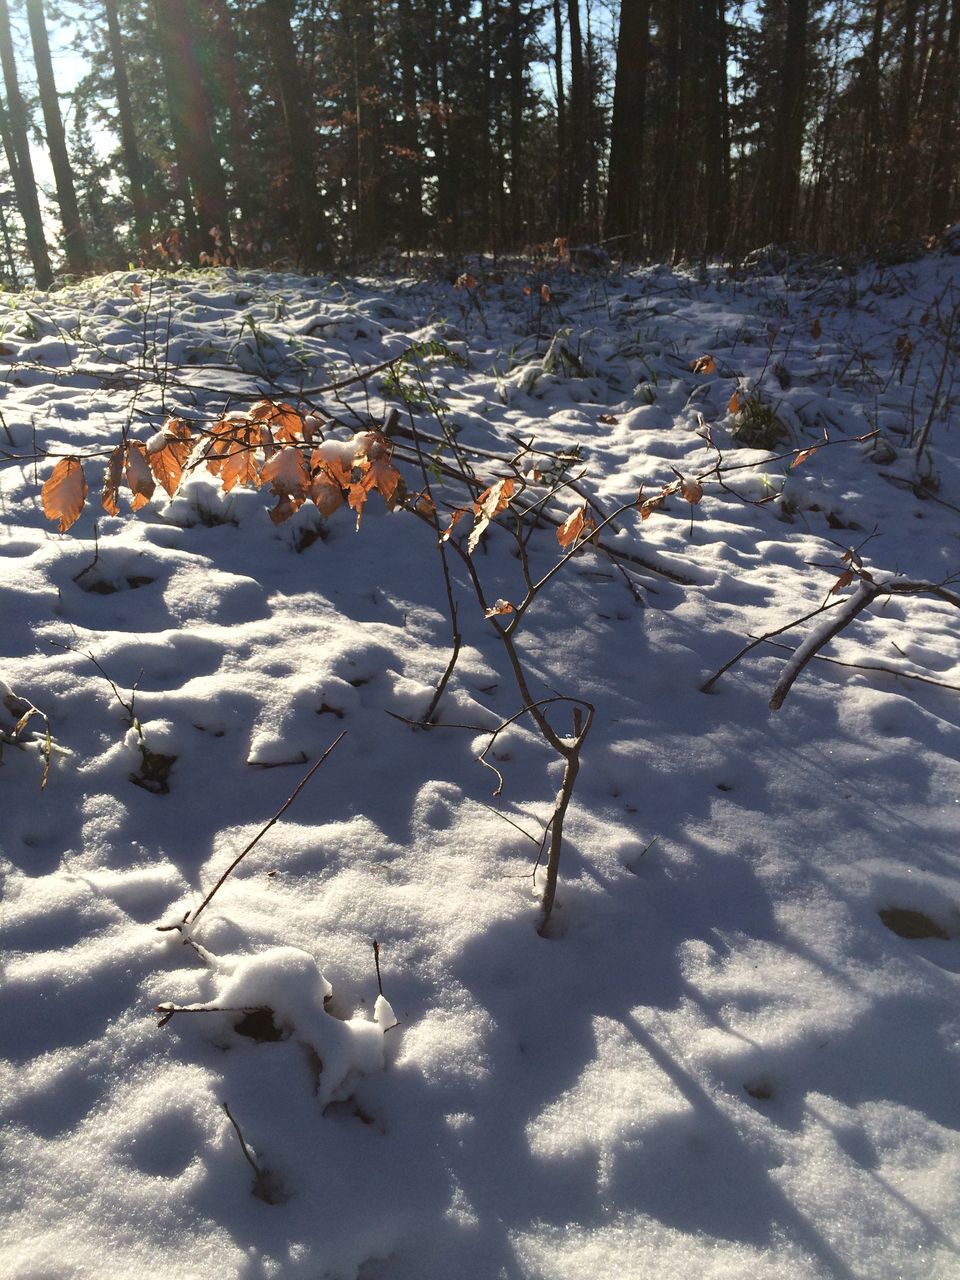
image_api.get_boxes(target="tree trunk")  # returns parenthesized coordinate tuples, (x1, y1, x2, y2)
(103, 0, 150, 247)
(508, 0, 525, 244)
(772, 0, 810, 243)
(564, 0, 586, 234)
(0, 0, 51, 286)
(27, 0, 89, 274)
(858, 0, 887, 243)
(153, 0, 229, 259)
(929, 0, 960, 229)
(604, 0, 649, 253)
(258, 0, 328, 267)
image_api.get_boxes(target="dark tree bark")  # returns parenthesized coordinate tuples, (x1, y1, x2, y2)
(395, 0, 423, 242)
(552, 0, 565, 230)
(152, 0, 229, 258)
(929, 0, 960, 229)
(892, 0, 920, 236)
(772, 0, 810, 242)
(103, 0, 150, 247)
(858, 0, 887, 242)
(604, 0, 650, 252)
(27, 0, 90, 274)
(564, 0, 587, 234)
(508, 0, 525, 243)
(701, 0, 730, 253)
(0, 0, 51, 286)
(258, 0, 328, 266)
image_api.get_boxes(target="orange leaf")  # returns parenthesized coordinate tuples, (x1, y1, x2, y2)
(217, 426, 262, 493)
(101, 444, 125, 517)
(362, 456, 401, 507)
(147, 426, 191, 496)
(728, 388, 745, 415)
(131, 282, 143, 299)
(540, 283, 552, 303)
(598, 413, 618, 425)
(557, 505, 595, 549)
(691, 355, 716, 375)
(310, 473, 344, 518)
(468, 477, 515, 554)
(249, 399, 304, 444)
(347, 480, 370, 528)
(830, 569, 855, 593)
(261, 446, 311, 519)
(311, 449, 352, 491)
(41, 457, 87, 532)
(679, 477, 703, 504)
(791, 447, 817, 468)
(125, 442, 156, 510)
(440, 508, 467, 542)
(484, 599, 514, 617)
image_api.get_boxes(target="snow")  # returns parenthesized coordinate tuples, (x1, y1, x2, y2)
(1, 253, 959, 1278)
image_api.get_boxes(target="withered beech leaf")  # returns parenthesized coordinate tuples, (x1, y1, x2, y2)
(679, 477, 703, 504)
(484, 599, 514, 617)
(468, 477, 515, 555)
(557, 505, 595, 549)
(250, 399, 304, 444)
(791, 447, 817, 469)
(728, 388, 745, 415)
(147, 428, 191, 496)
(101, 444, 125, 517)
(218, 426, 263, 493)
(261, 447, 311, 523)
(41, 457, 87, 532)
(125, 442, 156, 511)
(440, 507, 467, 542)
(310, 473, 344, 518)
(830, 569, 855, 593)
(691, 354, 717, 375)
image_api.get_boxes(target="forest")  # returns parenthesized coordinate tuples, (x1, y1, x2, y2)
(0, 0, 958, 284)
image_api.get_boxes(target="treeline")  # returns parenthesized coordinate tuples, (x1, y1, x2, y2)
(0, 0, 958, 284)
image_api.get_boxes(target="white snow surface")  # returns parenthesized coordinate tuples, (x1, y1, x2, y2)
(1, 255, 959, 1278)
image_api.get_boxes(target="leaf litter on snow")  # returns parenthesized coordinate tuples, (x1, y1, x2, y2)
(0, 256, 959, 1279)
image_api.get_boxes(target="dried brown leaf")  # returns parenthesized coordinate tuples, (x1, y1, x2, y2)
(41, 457, 87, 532)
(101, 444, 125, 517)
(557, 505, 596, 549)
(125, 442, 156, 510)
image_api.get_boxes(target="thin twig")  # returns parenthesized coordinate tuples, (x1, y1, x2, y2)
(176, 731, 346, 931)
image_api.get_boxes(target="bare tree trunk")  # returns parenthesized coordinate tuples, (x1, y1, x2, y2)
(929, 0, 960, 229)
(259, 0, 328, 266)
(153, 0, 230, 259)
(604, 0, 649, 253)
(508, 0, 525, 244)
(857, 0, 887, 243)
(27, 0, 89, 274)
(772, 0, 810, 243)
(0, 0, 51, 287)
(103, 0, 150, 247)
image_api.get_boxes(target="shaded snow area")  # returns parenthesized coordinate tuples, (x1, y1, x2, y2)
(1, 253, 959, 1279)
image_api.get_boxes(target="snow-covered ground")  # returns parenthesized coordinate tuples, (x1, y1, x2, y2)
(1, 249, 959, 1279)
